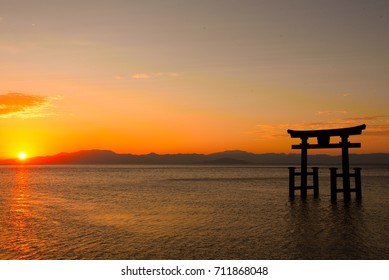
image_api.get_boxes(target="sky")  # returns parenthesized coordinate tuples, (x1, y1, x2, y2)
(0, 0, 388, 158)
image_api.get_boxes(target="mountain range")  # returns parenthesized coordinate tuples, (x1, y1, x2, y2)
(1, 149, 389, 165)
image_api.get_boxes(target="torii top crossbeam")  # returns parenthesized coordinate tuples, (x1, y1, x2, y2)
(287, 124, 366, 149)
(287, 124, 366, 139)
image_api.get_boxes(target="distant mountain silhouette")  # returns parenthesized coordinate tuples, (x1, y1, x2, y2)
(1, 149, 389, 165)
(197, 157, 255, 165)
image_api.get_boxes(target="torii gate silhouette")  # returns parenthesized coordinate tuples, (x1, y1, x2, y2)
(287, 124, 366, 202)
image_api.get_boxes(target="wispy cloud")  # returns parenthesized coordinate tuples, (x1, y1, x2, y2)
(131, 73, 151, 80)
(0, 92, 55, 118)
(315, 111, 348, 116)
(315, 111, 331, 116)
(347, 115, 388, 122)
(246, 123, 291, 140)
(251, 115, 389, 140)
(364, 125, 389, 136)
(129, 72, 179, 80)
(300, 116, 389, 133)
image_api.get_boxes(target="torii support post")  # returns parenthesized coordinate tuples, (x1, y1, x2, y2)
(312, 167, 319, 198)
(300, 137, 308, 199)
(287, 124, 366, 201)
(341, 135, 351, 202)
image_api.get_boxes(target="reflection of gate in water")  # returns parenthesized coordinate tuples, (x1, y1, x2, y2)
(287, 124, 366, 202)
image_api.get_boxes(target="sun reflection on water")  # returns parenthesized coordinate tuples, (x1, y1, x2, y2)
(7, 166, 38, 259)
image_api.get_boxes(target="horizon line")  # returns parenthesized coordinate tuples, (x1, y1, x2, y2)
(1, 148, 389, 161)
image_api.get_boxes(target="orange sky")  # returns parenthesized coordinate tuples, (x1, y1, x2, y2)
(1, 1, 388, 159)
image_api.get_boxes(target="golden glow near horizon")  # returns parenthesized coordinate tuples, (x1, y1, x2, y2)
(18, 152, 27, 160)
(0, 1, 389, 159)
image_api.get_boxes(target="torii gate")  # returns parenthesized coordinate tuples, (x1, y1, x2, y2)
(287, 124, 366, 202)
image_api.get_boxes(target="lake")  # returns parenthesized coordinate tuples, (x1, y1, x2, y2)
(0, 165, 388, 259)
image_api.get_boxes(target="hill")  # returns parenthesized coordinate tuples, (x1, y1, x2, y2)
(1, 150, 389, 165)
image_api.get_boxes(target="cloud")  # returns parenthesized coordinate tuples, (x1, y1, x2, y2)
(129, 72, 179, 80)
(252, 115, 389, 140)
(364, 125, 389, 136)
(347, 115, 388, 122)
(351, 116, 389, 136)
(248, 123, 291, 140)
(315, 111, 331, 116)
(0, 92, 52, 118)
(315, 111, 348, 116)
(131, 73, 151, 80)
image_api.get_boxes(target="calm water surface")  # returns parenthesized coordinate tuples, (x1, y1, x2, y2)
(0, 165, 388, 259)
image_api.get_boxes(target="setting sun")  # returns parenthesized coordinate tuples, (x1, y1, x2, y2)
(18, 152, 27, 160)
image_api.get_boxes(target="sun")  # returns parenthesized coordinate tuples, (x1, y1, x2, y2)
(18, 151, 27, 160)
